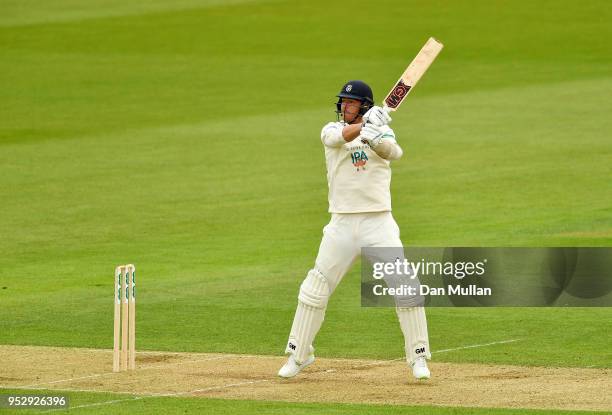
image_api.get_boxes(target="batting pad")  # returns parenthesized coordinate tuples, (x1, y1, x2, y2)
(396, 306, 431, 364)
(285, 269, 330, 364)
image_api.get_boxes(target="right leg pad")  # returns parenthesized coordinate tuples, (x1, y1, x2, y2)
(285, 269, 330, 363)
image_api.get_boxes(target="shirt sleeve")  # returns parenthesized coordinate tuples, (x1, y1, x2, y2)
(371, 126, 402, 160)
(380, 125, 397, 144)
(321, 122, 345, 147)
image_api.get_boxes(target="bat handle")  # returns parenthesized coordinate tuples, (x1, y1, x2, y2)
(382, 105, 392, 114)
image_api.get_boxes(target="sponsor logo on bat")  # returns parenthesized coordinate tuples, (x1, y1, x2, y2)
(385, 80, 411, 109)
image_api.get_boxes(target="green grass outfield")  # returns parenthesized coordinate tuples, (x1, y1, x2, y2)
(1, 0, 611, 413)
(0, 389, 608, 415)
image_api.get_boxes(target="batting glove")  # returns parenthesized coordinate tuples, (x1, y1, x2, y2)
(362, 106, 392, 127)
(360, 124, 384, 148)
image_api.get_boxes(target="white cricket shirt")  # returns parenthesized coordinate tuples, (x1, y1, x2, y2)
(320, 121, 399, 213)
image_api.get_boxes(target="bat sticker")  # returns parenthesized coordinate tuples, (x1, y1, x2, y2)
(385, 80, 412, 109)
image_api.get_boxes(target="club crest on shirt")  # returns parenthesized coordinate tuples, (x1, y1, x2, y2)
(351, 150, 368, 171)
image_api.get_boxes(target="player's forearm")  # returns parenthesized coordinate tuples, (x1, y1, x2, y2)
(342, 123, 362, 142)
(372, 141, 403, 160)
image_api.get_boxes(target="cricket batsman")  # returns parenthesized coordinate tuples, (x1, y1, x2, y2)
(278, 80, 431, 380)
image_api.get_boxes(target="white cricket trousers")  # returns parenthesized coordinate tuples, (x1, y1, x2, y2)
(285, 211, 431, 365)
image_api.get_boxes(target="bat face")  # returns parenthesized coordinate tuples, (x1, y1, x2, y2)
(383, 37, 443, 112)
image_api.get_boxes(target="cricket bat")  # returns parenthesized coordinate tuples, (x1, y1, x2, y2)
(383, 37, 443, 111)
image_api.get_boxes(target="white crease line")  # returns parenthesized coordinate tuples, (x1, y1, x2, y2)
(159, 379, 271, 397)
(434, 339, 521, 354)
(11, 386, 146, 396)
(350, 339, 521, 369)
(14, 355, 234, 389)
(38, 379, 271, 412)
(349, 357, 403, 368)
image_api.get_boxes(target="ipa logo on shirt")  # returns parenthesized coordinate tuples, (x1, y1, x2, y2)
(351, 150, 368, 171)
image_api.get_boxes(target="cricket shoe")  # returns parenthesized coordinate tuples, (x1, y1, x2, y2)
(278, 353, 315, 378)
(411, 356, 431, 380)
